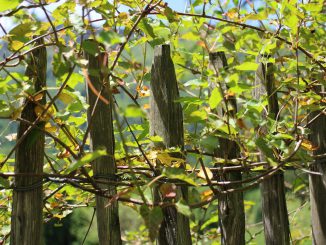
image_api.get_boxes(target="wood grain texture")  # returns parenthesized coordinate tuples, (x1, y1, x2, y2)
(308, 86, 326, 245)
(254, 57, 290, 245)
(10, 39, 46, 245)
(150, 45, 192, 245)
(85, 42, 122, 245)
(209, 52, 245, 245)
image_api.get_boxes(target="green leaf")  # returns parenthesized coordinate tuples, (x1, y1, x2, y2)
(0, 0, 22, 12)
(148, 38, 166, 48)
(187, 110, 207, 123)
(8, 23, 34, 50)
(164, 6, 179, 23)
(0, 177, 10, 188)
(26, 125, 45, 149)
(124, 105, 145, 118)
(234, 62, 259, 71)
(82, 40, 100, 55)
(176, 199, 191, 217)
(209, 87, 222, 109)
(201, 215, 218, 230)
(98, 31, 126, 47)
(65, 148, 107, 174)
(200, 135, 219, 151)
(162, 167, 197, 186)
(188, 188, 201, 204)
(176, 97, 204, 105)
(149, 135, 163, 142)
(139, 19, 156, 39)
(140, 205, 163, 241)
(184, 79, 208, 88)
(255, 137, 275, 160)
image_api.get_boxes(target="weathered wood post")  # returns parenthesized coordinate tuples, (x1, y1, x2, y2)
(308, 86, 326, 245)
(85, 41, 122, 245)
(254, 55, 290, 245)
(150, 44, 192, 245)
(209, 52, 245, 245)
(10, 39, 47, 245)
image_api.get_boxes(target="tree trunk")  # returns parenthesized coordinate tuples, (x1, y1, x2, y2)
(85, 41, 122, 245)
(10, 39, 47, 245)
(308, 86, 326, 245)
(209, 52, 245, 245)
(254, 56, 290, 245)
(150, 44, 192, 245)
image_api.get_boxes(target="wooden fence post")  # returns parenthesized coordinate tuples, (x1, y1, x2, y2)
(308, 86, 326, 245)
(209, 52, 245, 245)
(254, 56, 290, 245)
(150, 44, 192, 245)
(10, 39, 47, 245)
(85, 41, 122, 245)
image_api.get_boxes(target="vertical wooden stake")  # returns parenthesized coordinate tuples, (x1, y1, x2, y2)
(85, 41, 122, 245)
(308, 86, 326, 245)
(254, 56, 290, 245)
(209, 52, 245, 245)
(10, 39, 47, 245)
(150, 45, 192, 245)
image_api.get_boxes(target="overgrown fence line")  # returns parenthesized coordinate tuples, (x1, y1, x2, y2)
(308, 84, 326, 244)
(150, 44, 192, 245)
(85, 41, 122, 245)
(254, 55, 290, 244)
(6, 42, 325, 245)
(209, 51, 245, 245)
(10, 39, 47, 245)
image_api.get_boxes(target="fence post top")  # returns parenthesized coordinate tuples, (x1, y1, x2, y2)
(154, 44, 171, 57)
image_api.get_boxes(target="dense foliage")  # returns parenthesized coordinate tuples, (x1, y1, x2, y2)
(0, 0, 325, 244)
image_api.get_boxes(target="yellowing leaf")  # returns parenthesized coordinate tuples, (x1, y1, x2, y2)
(58, 92, 74, 104)
(33, 92, 44, 102)
(54, 193, 63, 199)
(301, 139, 318, 151)
(197, 41, 206, 48)
(225, 9, 238, 19)
(225, 91, 235, 100)
(45, 122, 57, 133)
(118, 12, 129, 20)
(143, 103, 150, 110)
(34, 104, 55, 121)
(157, 152, 185, 167)
(11, 40, 24, 50)
(50, 202, 59, 208)
(197, 167, 213, 180)
(201, 190, 214, 201)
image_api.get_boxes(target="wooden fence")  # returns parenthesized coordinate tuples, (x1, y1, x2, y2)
(8, 43, 326, 245)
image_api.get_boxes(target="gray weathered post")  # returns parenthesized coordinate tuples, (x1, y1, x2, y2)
(209, 52, 245, 245)
(10, 39, 47, 245)
(150, 44, 192, 245)
(254, 56, 290, 245)
(85, 42, 122, 245)
(308, 86, 326, 245)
